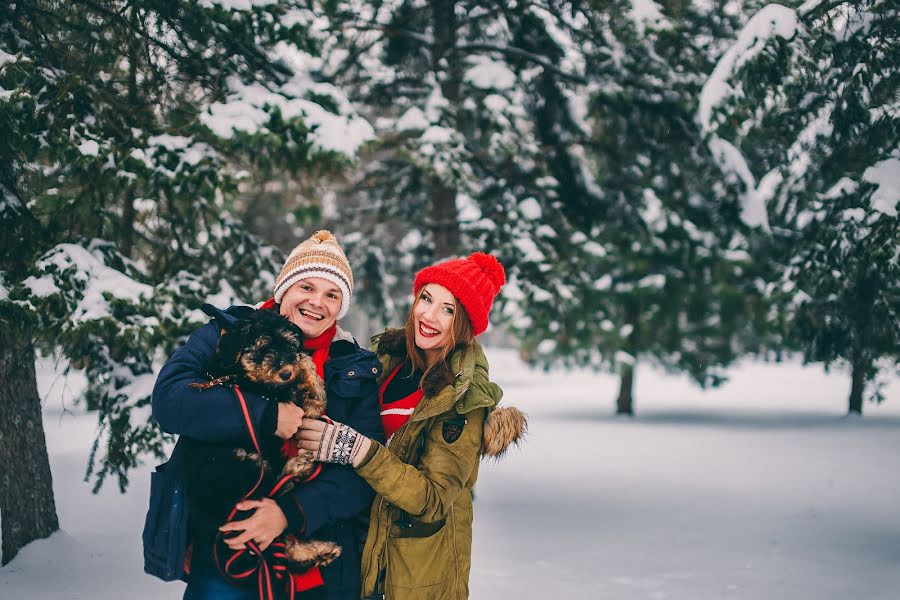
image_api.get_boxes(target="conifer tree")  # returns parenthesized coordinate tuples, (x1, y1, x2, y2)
(320, 0, 599, 326)
(0, 0, 367, 563)
(508, 1, 768, 414)
(700, 0, 899, 414)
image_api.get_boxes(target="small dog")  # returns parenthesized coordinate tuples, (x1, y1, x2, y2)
(183, 305, 340, 571)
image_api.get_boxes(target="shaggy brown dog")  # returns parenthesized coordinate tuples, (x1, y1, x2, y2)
(184, 307, 339, 570)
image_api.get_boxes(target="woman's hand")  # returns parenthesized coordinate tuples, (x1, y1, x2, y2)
(275, 402, 304, 439)
(219, 498, 287, 551)
(297, 418, 371, 467)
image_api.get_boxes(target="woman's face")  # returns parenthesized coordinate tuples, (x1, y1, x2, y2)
(279, 277, 342, 338)
(413, 284, 456, 363)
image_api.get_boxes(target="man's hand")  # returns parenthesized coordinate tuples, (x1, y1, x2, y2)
(275, 403, 304, 440)
(296, 418, 371, 467)
(219, 498, 287, 551)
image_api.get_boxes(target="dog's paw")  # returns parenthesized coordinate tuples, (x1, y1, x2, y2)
(285, 538, 342, 570)
(283, 452, 315, 479)
(234, 448, 265, 468)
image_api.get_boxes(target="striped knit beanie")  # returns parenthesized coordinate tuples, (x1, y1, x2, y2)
(273, 230, 353, 319)
(414, 252, 506, 336)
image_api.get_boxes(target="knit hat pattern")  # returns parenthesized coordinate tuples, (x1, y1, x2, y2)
(274, 230, 353, 319)
(414, 252, 506, 335)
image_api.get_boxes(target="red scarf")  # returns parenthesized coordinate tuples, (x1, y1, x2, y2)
(379, 363, 424, 440)
(260, 298, 335, 594)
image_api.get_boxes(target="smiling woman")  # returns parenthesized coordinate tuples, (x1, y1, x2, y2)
(296, 252, 528, 600)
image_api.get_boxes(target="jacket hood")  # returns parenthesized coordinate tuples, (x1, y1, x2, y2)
(373, 328, 525, 458)
(373, 328, 500, 417)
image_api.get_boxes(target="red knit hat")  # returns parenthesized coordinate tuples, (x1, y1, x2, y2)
(413, 252, 506, 335)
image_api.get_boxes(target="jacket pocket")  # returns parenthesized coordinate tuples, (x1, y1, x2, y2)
(386, 522, 452, 590)
(328, 362, 381, 399)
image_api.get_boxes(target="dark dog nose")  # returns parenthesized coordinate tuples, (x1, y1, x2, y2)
(279, 371, 292, 381)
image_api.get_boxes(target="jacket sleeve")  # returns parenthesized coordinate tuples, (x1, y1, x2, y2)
(356, 401, 489, 524)
(279, 369, 384, 537)
(151, 321, 275, 446)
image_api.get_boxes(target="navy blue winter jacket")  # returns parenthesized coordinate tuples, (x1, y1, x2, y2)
(151, 305, 383, 599)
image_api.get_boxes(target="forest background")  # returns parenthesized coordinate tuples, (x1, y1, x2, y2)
(0, 0, 897, 569)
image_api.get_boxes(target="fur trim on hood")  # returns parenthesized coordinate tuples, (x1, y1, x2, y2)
(481, 406, 527, 459)
(375, 328, 527, 458)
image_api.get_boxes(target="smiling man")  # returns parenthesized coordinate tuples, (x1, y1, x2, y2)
(151, 230, 383, 600)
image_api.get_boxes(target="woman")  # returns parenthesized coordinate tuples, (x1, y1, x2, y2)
(297, 252, 526, 599)
(152, 230, 383, 600)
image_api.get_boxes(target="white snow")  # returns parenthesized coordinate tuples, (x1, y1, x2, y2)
(77, 140, 100, 157)
(518, 198, 542, 220)
(862, 158, 900, 217)
(396, 107, 430, 131)
(2, 353, 898, 599)
(628, 0, 670, 35)
(821, 176, 858, 199)
(0, 48, 19, 67)
(147, 135, 212, 166)
(465, 56, 517, 91)
(34, 244, 153, 322)
(202, 74, 374, 158)
(699, 5, 801, 132)
(198, 0, 277, 10)
(699, 4, 804, 231)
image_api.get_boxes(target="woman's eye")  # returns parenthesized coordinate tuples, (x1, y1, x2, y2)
(442, 306, 454, 315)
(422, 295, 432, 303)
(327, 293, 339, 300)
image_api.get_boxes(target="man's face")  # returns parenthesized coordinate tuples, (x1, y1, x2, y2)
(279, 277, 342, 338)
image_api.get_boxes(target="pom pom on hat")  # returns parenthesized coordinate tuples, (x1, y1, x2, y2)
(274, 230, 353, 319)
(414, 252, 506, 335)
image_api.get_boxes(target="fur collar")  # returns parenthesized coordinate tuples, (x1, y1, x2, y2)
(375, 328, 456, 397)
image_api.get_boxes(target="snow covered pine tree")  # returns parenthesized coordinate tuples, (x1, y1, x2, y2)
(700, 1, 899, 414)
(0, 0, 369, 563)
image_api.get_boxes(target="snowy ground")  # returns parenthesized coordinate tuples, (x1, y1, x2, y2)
(2, 352, 899, 599)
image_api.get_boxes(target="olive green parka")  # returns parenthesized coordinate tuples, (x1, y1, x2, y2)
(356, 329, 515, 599)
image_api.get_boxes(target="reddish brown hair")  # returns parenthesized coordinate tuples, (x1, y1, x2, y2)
(404, 285, 475, 385)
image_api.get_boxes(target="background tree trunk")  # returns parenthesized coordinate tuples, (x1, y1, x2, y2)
(848, 358, 865, 415)
(616, 363, 634, 416)
(0, 326, 59, 565)
(431, 181, 460, 258)
(429, 0, 461, 260)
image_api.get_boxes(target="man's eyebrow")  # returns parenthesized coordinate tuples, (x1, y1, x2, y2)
(309, 280, 341, 294)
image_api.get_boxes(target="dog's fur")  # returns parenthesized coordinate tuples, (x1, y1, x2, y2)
(183, 309, 340, 571)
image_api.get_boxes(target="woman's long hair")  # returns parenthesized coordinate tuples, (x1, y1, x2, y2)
(403, 286, 475, 386)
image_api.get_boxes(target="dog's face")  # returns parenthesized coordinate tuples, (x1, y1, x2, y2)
(217, 310, 307, 387)
(209, 309, 326, 412)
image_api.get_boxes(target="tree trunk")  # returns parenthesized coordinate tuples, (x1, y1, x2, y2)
(848, 358, 865, 415)
(616, 362, 634, 416)
(0, 327, 59, 565)
(429, 0, 461, 260)
(615, 302, 639, 416)
(431, 181, 460, 258)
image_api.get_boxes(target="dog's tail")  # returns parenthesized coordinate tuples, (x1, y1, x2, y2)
(481, 405, 528, 459)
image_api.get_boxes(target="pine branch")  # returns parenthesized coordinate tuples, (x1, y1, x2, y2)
(453, 42, 587, 84)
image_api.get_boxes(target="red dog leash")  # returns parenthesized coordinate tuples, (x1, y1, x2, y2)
(213, 384, 322, 600)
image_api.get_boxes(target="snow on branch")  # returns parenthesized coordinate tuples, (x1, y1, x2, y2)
(25, 243, 152, 323)
(699, 4, 801, 132)
(863, 158, 900, 217)
(698, 4, 803, 231)
(202, 39, 374, 157)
